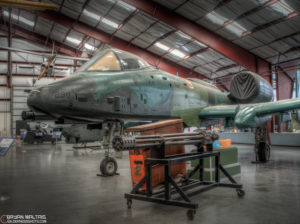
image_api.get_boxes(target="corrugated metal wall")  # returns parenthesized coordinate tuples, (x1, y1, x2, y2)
(0, 35, 74, 137)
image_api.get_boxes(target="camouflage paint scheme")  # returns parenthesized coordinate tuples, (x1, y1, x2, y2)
(27, 49, 300, 128)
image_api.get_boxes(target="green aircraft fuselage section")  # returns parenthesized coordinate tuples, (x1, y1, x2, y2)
(27, 66, 231, 127)
(26, 49, 300, 129)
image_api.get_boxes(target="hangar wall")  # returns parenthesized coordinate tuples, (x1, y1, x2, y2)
(0, 34, 75, 136)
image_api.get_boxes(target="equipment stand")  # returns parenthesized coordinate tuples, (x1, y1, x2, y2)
(125, 145, 244, 220)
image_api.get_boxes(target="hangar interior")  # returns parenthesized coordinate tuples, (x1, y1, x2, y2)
(0, 0, 300, 223)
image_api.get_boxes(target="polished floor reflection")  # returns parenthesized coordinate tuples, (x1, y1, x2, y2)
(0, 143, 300, 224)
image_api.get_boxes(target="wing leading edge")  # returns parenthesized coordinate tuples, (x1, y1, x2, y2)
(199, 98, 300, 128)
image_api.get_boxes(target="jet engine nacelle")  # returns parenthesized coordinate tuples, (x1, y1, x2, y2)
(229, 71, 273, 104)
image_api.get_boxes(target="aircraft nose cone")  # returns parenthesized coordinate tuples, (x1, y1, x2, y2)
(27, 88, 43, 111)
(27, 86, 53, 113)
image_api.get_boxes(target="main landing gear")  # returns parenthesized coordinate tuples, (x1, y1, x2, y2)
(254, 125, 270, 163)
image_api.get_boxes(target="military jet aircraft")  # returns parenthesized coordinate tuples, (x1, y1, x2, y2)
(23, 48, 300, 174)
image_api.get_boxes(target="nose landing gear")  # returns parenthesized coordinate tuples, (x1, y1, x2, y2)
(100, 157, 118, 176)
(98, 121, 124, 177)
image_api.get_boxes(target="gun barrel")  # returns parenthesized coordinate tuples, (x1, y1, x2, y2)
(22, 111, 54, 121)
(112, 131, 219, 151)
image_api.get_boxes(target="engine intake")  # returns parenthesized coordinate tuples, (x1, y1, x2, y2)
(229, 71, 273, 104)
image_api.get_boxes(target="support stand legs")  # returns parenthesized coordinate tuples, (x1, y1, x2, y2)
(125, 151, 244, 220)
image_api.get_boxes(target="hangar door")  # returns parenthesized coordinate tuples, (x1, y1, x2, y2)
(12, 87, 33, 136)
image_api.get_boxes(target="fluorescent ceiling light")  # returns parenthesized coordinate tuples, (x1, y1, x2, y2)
(66, 37, 81, 45)
(3, 10, 34, 26)
(170, 49, 186, 58)
(176, 31, 191, 41)
(205, 10, 247, 37)
(102, 17, 119, 29)
(84, 43, 95, 51)
(82, 9, 100, 20)
(19, 16, 34, 27)
(194, 40, 207, 48)
(225, 22, 246, 36)
(270, 1, 294, 16)
(118, 1, 136, 11)
(82, 9, 118, 29)
(205, 11, 227, 26)
(3, 10, 18, 20)
(154, 42, 170, 51)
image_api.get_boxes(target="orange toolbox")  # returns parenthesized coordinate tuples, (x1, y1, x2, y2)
(126, 119, 186, 190)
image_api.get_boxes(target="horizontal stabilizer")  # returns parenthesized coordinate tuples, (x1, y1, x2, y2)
(199, 98, 300, 128)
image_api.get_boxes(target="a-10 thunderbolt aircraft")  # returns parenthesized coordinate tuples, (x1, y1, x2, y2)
(23, 49, 300, 174)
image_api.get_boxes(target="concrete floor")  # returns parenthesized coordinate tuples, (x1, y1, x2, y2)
(0, 143, 300, 224)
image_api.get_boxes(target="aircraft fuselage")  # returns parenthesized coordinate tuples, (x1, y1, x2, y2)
(27, 68, 230, 126)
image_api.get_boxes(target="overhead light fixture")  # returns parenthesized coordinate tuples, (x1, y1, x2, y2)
(118, 1, 136, 11)
(84, 43, 95, 51)
(66, 36, 81, 45)
(3, 10, 34, 26)
(154, 42, 170, 51)
(102, 17, 119, 29)
(19, 16, 34, 27)
(82, 9, 119, 29)
(170, 49, 186, 59)
(176, 31, 191, 41)
(205, 11, 227, 26)
(225, 22, 247, 36)
(270, 0, 294, 16)
(82, 9, 100, 20)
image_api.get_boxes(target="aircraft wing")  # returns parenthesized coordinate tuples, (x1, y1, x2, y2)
(199, 98, 300, 128)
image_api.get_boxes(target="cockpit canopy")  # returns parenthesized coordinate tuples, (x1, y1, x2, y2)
(78, 49, 151, 72)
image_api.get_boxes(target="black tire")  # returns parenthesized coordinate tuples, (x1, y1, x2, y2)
(100, 157, 118, 176)
(236, 189, 245, 197)
(257, 142, 270, 162)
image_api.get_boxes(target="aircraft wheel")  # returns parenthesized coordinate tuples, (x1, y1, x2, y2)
(100, 157, 118, 176)
(187, 209, 196, 220)
(236, 189, 245, 197)
(257, 142, 270, 162)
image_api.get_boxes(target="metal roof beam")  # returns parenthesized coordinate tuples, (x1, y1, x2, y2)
(121, 0, 270, 73)
(0, 23, 80, 57)
(0, 60, 81, 67)
(222, 0, 277, 28)
(215, 64, 238, 73)
(36, 10, 207, 79)
(242, 12, 299, 37)
(196, 0, 233, 21)
(276, 65, 294, 82)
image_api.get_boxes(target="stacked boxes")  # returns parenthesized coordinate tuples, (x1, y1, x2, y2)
(190, 147, 240, 181)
